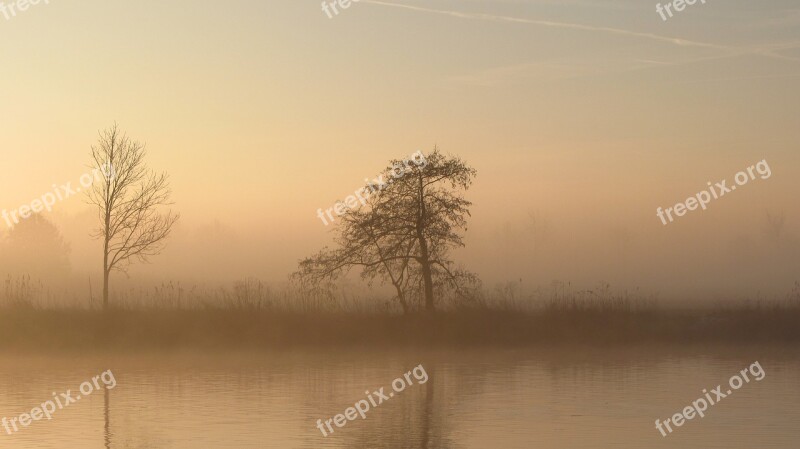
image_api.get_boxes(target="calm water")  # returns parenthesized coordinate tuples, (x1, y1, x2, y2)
(0, 347, 798, 448)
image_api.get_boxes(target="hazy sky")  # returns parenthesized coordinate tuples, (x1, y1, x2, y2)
(1, 0, 798, 299)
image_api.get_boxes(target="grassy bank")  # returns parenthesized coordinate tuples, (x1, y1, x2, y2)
(2, 301, 800, 352)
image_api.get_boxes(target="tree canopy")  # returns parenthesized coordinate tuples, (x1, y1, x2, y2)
(294, 148, 480, 313)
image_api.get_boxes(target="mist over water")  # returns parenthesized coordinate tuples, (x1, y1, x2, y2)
(1, 0, 799, 448)
(2, 349, 799, 449)
(3, 188, 797, 305)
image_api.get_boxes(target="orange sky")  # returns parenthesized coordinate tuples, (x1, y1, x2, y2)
(1, 0, 798, 300)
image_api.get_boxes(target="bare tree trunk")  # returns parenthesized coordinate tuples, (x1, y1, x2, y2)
(102, 270, 109, 310)
(102, 200, 111, 310)
(416, 176, 435, 312)
(418, 241, 435, 312)
(102, 246, 109, 310)
(393, 284, 409, 314)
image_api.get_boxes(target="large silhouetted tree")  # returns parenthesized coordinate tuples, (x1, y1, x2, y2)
(295, 149, 479, 313)
(87, 124, 179, 309)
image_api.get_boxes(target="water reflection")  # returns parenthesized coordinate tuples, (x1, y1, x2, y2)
(0, 347, 799, 449)
(104, 387, 110, 449)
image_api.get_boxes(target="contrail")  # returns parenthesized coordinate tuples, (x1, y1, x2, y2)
(362, 0, 729, 51)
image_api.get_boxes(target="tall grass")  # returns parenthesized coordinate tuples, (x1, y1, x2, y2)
(1, 275, 800, 351)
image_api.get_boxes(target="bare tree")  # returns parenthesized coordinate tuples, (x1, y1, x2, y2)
(87, 124, 179, 309)
(295, 148, 479, 313)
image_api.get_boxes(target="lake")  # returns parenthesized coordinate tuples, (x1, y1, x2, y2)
(1, 346, 798, 448)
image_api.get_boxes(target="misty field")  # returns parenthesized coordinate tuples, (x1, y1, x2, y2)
(2, 276, 800, 351)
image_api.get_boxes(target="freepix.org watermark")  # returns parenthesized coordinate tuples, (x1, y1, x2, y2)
(2, 370, 117, 436)
(0, 0, 50, 22)
(656, 159, 771, 226)
(316, 151, 427, 226)
(1, 162, 115, 229)
(654, 361, 765, 437)
(656, 0, 706, 22)
(315, 364, 429, 437)
(321, 0, 359, 19)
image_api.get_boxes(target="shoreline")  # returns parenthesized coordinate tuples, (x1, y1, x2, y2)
(2, 306, 799, 351)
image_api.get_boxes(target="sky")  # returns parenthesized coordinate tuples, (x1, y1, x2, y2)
(0, 0, 798, 301)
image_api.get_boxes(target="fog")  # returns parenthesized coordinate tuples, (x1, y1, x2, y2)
(2, 149, 796, 305)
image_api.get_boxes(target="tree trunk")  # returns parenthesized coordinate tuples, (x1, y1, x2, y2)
(394, 285, 409, 315)
(102, 268, 109, 310)
(102, 240, 109, 310)
(416, 175, 435, 312)
(418, 239, 435, 312)
(103, 206, 111, 309)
